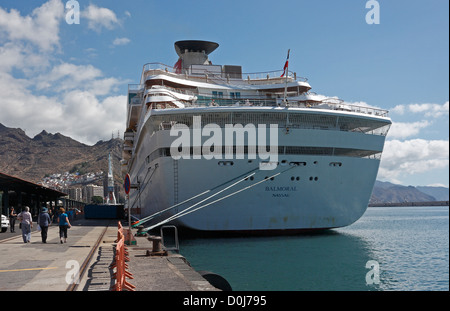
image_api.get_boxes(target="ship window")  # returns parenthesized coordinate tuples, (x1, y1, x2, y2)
(218, 161, 234, 166)
(330, 162, 343, 167)
(289, 162, 307, 166)
(230, 92, 241, 99)
(212, 91, 223, 98)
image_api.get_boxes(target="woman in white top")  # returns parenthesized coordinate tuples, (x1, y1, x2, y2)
(18, 206, 33, 243)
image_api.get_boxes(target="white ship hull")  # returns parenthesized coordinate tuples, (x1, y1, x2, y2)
(132, 155, 380, 232)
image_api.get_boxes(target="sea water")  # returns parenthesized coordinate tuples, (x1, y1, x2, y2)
(179, 206, 449, 291)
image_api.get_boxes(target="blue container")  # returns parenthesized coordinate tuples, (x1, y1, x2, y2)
(84, 204, 124, 219)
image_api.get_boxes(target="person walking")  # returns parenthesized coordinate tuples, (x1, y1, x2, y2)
(18, 206, 33, 243)
(58, 208, 71, 244)
(38, 206, 52, 243)
(9, 206, 17, 233)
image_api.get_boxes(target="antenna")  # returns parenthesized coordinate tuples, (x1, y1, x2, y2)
(106, 152, 117, 205)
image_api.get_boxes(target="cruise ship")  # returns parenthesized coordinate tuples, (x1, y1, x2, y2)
(122, 40, 391, 233)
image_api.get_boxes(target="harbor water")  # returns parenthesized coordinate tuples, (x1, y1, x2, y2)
(179, 206, 449, 291)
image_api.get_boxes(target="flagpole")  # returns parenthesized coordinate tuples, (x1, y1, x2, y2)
(283, 49, 290, 105)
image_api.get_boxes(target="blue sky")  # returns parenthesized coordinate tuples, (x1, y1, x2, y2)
(0, 0, 448, 187)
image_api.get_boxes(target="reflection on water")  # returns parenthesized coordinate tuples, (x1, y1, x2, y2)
(179, 206, 449, 291)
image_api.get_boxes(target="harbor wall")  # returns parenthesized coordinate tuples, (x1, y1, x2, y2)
(369, 201, 449, 207)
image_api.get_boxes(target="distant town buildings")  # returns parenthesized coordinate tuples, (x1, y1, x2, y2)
(83, 184, 104, 204)
(40, 170, 122, 204)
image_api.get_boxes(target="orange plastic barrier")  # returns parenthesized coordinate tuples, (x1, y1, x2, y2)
(111, 221, 135, 291)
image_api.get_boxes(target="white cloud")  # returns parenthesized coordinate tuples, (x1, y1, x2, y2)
(409, 102, 449, 118)
(0, 0, 63, 52)
(113, 37, 131, 46)
(60, 91, 127, 143)
(0, 1, 127, 145)
(0, 70, 126, 145)
(34, 62, 123, 95)
(378, 139, 449, 183)
(391, 101, 449, 118)
(390, 104, 405, 115)
(387, 120, 431, 139)
(83, 4, 120, 32)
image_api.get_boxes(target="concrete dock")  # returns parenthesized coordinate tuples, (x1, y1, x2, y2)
(0, 218, 218, 291)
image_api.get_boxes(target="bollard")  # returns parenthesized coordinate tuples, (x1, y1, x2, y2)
(148, 235, 162, 252)
(136, 225, 147, 237)
(146, 235, 166, 256)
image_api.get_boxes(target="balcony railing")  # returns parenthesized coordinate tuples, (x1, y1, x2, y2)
(140, 62, 307, 85)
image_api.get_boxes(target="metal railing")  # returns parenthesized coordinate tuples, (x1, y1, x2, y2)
(130, 64, 389, 118)
(140, 62, 307, 84)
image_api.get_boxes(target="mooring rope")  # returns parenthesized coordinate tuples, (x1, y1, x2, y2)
(141, 165, 297, 233)
(131, 166, 260, 227)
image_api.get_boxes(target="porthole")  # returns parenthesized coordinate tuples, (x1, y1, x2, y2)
(329, 162, 342, 167)
(289, 161, 307, 167)
(218, 161, 234, 166)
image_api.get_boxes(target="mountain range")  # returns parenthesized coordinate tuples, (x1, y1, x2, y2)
(370, 181, 448, 204)
(0, 123, 123, 185)
(0, 123, 448, 203)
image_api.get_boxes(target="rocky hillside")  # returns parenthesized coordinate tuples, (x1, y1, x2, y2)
(0, 123, 123, 184)
(370, 181, 448, 204)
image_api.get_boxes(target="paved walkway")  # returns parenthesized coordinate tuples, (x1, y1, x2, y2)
(121, 235, 218, 291)
(0, 219, 218, 291)
(0, 219, 110, 291)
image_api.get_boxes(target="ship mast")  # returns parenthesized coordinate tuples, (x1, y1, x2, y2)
(106, 152, 117, 205)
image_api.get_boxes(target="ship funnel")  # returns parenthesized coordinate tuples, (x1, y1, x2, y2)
(174, 40, 219, 70)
